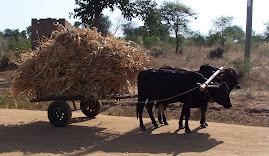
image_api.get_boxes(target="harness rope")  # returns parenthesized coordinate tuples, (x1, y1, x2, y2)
(137, 86, 199, 104)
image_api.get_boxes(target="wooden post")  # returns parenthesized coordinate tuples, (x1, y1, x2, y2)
(244, 0, 253, 61)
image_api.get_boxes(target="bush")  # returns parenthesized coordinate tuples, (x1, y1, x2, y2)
(230, 59, 251, 77)
(143, 36, 160, 48)
(0, 96, 9, 108)
(206, 32, 221, 46)
(209, 47, 224, 58)
(0, 53, 9, 68)
(0, 96, 47, 110)
(150, 47, 166, 57)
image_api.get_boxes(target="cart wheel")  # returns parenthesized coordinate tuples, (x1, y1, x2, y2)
(80, 99, 102, 117)
(48, 100, 72, 127)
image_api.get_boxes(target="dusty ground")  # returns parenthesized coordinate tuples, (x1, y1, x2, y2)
(101, 92, 269, 127)
(0, 109, 269, 156)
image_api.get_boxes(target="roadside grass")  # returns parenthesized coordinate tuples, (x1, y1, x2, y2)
(0, 95, 49, 110)
(149, 44, 269, 100)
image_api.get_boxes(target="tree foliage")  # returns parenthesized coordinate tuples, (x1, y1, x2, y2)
(160, 1, 196, 53)
(224, 25, 245, 44)
(73, 15, 111, 36)
(73, 0, 134, 31)
(122, 22, 141, 37)
(189, 32, 206, 47)
(212, 16, 233, 47)
(122, 22, 143, 44)
(206, 32, 221, 46)
(0, 29, 31, 51)
(134, 0, 168, 38)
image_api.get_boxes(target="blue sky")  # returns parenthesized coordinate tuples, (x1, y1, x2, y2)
(0, 0, 268, 36)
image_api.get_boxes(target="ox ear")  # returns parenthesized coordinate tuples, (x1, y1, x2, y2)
(220, 82, 230, 92)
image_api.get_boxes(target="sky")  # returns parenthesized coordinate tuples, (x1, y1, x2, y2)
(0, 0, 268, 36)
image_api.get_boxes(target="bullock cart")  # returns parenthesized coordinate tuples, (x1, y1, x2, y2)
(29, 67, 224, 128)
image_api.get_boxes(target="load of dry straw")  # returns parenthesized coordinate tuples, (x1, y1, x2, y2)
(11, 25, 150, 100)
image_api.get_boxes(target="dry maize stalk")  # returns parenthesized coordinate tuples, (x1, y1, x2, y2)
(11, 26, 150, 100)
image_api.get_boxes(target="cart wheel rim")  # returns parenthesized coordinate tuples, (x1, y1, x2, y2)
(80, 100, 102, 117)
(52, 106, 66, 121)
(81, 101, 96, 112)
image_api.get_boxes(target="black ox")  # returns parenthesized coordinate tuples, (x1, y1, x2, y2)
(137, 69, 232, 133)
(157, 64, 240, 128)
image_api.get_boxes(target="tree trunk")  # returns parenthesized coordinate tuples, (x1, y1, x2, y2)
(221, 30, 225, 47)
(175, 32, 179, 54)
(94, 16, 100, 30)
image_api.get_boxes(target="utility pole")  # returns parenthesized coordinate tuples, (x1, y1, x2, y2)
(244, 0, 253, 61)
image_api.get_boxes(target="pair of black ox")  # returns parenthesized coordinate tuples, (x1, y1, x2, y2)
(136, 64, 240, 133)
(157, 65, 240, 129)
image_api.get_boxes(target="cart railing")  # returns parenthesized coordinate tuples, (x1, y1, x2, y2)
(30, 96, 86, 102)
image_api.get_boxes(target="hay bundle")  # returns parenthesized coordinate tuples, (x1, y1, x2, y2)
(11, 26, 150, 100)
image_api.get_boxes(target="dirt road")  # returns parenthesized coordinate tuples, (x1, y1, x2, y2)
(0, 109, 269, 156)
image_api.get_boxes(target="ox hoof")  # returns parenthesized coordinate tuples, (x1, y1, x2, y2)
(164, 122, 169, 125)
(200, 124, 207, 129)
(179, 125, 185, 130)
(154, 125, 159, 129)
(205, 123, 208, 126)
(140, 126, 146, 131)
(185, 129, 191, 133)
(159, 121, 164, 124)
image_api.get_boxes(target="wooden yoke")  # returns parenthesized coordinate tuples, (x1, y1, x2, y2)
(198, 67, 225, 92)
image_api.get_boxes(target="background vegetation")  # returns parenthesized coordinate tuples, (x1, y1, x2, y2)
(0, 0, 269, 110)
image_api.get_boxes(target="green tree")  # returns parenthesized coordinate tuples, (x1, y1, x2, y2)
(212, 16, 233, 47)
(134, 0, 168, 39)
(251, 31, 264, 48)
(98, 16, 111, 36)
(206, 32, 221, 46)
(1, 29, 31, 51)
(189, 32, 206, 47)
(73, 0, 134, 31)
(73, 15, 111, 36)
(223, 25, 245, 44)
(122, 22, 142, 44)
(0, 31, 7, 50)
(160, 1, 196, 53)
(122, 22, 141, 37)
(3, 29, 20, 39)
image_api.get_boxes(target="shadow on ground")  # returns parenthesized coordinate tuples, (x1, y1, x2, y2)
(0, 120, 223, 155)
